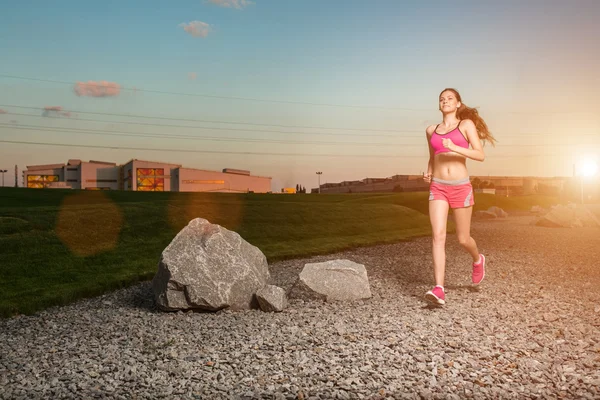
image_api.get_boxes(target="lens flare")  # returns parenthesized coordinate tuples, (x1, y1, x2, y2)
(167, 193, 245, 233)
(580, 159, 598, 178)
(56, 191, 123, 257)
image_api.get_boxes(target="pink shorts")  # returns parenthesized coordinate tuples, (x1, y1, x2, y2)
(429, 177, 474, 209)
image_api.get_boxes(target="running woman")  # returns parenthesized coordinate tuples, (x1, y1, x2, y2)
(423, 88, 496, 305)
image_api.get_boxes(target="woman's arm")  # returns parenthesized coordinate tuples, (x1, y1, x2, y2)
(424, 125, 436, 181)
(442, 119, 485, 162)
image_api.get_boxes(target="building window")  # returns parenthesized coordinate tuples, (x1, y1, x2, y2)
(27, 175, 59, 188)
(136, 168, 164, 191)
(182, 180, 225, 184)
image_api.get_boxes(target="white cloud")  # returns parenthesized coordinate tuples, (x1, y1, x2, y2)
(207, 0, 254, 9)
(179, 21, 212, 38)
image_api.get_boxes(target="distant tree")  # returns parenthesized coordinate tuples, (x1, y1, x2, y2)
(393, 185, 404, 192)
(471, 177, 482, 189)
(296, 184, 299, 192)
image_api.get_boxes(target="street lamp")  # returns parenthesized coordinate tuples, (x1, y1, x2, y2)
(0, 169, 7, 187)
(316, 171, 322, 194)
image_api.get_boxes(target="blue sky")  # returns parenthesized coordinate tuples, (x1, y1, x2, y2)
(1, 0, 599, 190)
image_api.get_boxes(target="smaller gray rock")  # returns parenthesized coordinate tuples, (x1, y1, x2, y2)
(487, 206, 508, 218)
(475, 211, 497, 219)
(530, 205, 545, 214)
(256, 285, 287, 312)
(289, 259, 371, 302)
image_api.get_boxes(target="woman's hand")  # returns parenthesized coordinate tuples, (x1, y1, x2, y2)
(423, 172, 432, 183)
(442, 138, 456, 151)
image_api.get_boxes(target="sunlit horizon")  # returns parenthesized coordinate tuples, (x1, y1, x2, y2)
(1, 0, 599, 191)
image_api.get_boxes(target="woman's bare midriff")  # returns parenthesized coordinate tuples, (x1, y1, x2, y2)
(432, 153, 469, 180)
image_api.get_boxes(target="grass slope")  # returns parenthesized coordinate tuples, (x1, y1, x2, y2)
(0, 188, 435, 317)
(0, 188, 560, 317)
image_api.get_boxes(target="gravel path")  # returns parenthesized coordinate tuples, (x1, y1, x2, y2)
(1, 215, 599, 399)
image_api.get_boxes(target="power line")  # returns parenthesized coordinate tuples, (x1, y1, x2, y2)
(0, 74, 424, 111)
(1, 111, 414, 138)
(0, 105, 420, 134)
(0, 139, 581, 158)
(0, 139, 425, 158)
(0, 124, 420, 147)
(3, 109, 600, 140)
(1, 123, 598, 148)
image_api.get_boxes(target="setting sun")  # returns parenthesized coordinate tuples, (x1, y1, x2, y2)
(580, 158, 599, 177)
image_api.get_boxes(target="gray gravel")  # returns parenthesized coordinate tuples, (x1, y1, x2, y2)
(1, 215, 599, 399)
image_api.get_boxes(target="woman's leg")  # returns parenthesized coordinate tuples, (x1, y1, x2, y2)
(453, 206, 480, 262)
(429, 200, 449, 286)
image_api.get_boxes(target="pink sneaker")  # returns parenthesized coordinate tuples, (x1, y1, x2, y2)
(425, 286, 445, 305)
(472, 254, 486, 285)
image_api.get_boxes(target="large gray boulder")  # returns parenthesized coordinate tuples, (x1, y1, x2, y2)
(152, 218, 269, 311)
(535, 204, 600, 228)
(289, 259, 371, 302)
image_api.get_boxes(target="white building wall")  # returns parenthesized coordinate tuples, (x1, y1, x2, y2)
(80, 162, 119, 190)
(178, 168, 271, 193)
(64, 165, 80, 189)
(171, 169, 179, 192)
(122, 163, 134, 191)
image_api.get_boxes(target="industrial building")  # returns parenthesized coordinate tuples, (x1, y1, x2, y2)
(312, 174, 570, 196)
(311, 175, 429, 194)
(23, 159, 271, 193)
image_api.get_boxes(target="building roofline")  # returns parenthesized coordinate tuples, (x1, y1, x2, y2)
(121, 158, 183, 167)
(86, 160, 117, 166)
(25, 163, 65, 171)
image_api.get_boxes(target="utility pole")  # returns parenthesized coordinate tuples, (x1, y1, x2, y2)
(0, 169, 7, 187)
(14, 165, 18, 188)
(316, 171, 322, 194)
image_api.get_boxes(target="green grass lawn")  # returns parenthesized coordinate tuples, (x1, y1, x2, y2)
(0, 187, 559, 317)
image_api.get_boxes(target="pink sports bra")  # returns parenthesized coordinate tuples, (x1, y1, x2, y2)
(430, 122, 469, 155)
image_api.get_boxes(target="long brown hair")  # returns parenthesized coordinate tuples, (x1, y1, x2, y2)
(440, 88, 497, 146)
